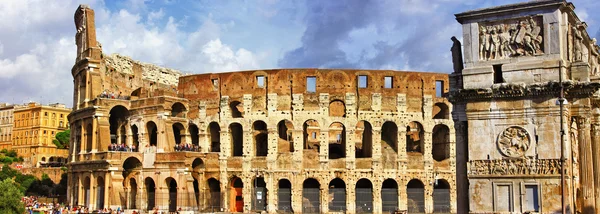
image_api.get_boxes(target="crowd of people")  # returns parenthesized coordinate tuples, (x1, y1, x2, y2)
(23, 196, 131, 214)
(99, 90, 129, 100)
(174, 143, 200, 152)
(108, 143, 137, 152)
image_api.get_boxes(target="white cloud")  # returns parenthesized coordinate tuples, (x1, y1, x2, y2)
(201, 39, 259, 72)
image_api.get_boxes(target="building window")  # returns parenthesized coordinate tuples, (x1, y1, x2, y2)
(59, 121, 63, 127)
(256, 75, 265, 88)
(524, 185, 540, 212)
(358, 75, 368, 88)
(312, 132, 317, 139)
(60, 114, 63, 118)
(306, 76, 316, 93)
(436, 80, 444, 97)
(494, 184, 513, 212)
(212, 79, 219, 88)
(384, 76, 393, 88)
(44, 112, 48, 116)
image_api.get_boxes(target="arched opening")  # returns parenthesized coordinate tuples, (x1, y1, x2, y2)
(86, 123, 93, 152)
(49, 157, 55, 162)
(189, 124, 199, 147)
(406, 122, 424, 153)
(302, 178, 321, 214)
(130, 87, 141, 98)
(167, 178, 178, 212)
(278, 179, 292, 212)
(303, 120, 320, 151)
(109, 105, 129, 146)
(131, 125, 139, 152)
(122, 157, 142, 179)
(147, 122, 158, 147)
(193, 178, 200, 208)
(207, 178, 221, 212)
(145, 177, 156, 210)
(129, 178, 137, 209)
(83, 176, 91, 207)
(381, 179, 399, 213)
(192, 158, 204, 171)
(407, 179, 425, 213)
(96, 176, 105, 209)
(252, 177, 267, 211)
(230, 101, 243, 118)
(171, 102, 187, 118)
(432, 124, 450, 161)
(356, 179, 373, 213)
(356, 121, 372, 158)
(208, 122, 221, 152)
(329, 100, 346, 117)
(120, 125, 127, 145)
(433, 179, 451, 213)
(41, 157, 47, 162)
(277, 120, 294, 152)
(381, 121, 398, 153)
(230, 123, 243, 156)
(432, 103, 449, 119)
(253, 121, 268, 157)
(172, 122, 185, 147)
(230, 177, 244, 212)
(329, 178, 346, 212)
(328, 122, 346, 159)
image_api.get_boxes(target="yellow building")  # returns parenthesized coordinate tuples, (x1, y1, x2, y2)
(0, 103, 19, 150)
(12, 102, 71, 167)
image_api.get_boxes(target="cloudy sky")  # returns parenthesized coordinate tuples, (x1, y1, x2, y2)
(0, 0, 598, 106)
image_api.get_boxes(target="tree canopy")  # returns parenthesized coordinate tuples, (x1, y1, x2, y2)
(53, 129, 70, 149)
(0, 178, 25, 214)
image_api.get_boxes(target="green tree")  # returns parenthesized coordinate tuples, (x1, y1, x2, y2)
(0, 179, 25, 214)
(53, 129, 70, 149)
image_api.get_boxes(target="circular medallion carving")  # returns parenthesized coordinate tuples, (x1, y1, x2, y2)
(497, 126, 530, 157)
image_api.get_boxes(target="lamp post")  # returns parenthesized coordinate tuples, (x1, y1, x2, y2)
(556, 68, 568, 214)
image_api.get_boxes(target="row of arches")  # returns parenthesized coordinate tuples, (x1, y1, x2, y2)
(101, 105, 450, 161)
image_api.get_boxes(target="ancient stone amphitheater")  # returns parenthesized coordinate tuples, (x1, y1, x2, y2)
(67, 5, 455, 214)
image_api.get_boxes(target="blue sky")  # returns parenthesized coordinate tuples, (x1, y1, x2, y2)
(0, 0, 598, 106)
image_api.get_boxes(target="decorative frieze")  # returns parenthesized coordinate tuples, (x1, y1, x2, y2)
(468, 158, 560, 176)
(478, 16, 544, 61)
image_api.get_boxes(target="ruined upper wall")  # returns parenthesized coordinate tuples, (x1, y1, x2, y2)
(103, 54, 181, 86)
(455, 0, 600, 89)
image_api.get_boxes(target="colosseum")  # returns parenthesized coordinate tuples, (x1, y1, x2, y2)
(66, 5, 455, 214)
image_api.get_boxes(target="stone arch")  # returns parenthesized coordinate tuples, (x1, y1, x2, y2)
(356, 120, 373, 158)
(433, 179, 451, 213)
(303, 119, 320, 151)
(189, 123, 199, 146)
(407, 179, 425, 213)
(406, 121, 424, 153)
(122, 157, 142, 179)
(83, 176, 91, 207)
(130, 87, 142, 98)
(206, 178, 221, 212)
(230, 176, 244, 212)
(166, 177, 178, 212)
(171, 102, 187, 118)
(172, 122, 186, 146)
(253, 120, 268, 157)
(329, 122, 346, 159)
(131, 125, 139, 151)
(252, 177, 268, 211)
(432, 124, 450, 161)
(192, 158, 204, 171)
(128, 178, 138, 209)
(208, 122, 221, 152)
(109, 105, 129, 146)
(146, 121, 158, 147)
(96, 176, 105, 209)
(356, 178, 373, 213)
(229, 101, 243, 118)
(329, 178, 346, 212)
(277, 120, 294, 152)
(381, 179, 399, 213)
(85, 123, 93, 152)
(432, 103, 449, 119)
(302, 178, 321, 213)
(230, 123, 243, 156)
(329, 100, 346, 117)
(145, 177, 156, 210)
(278, 179, 292, 212)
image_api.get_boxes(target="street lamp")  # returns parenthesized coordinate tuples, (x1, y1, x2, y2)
(556, 68, 568, 214)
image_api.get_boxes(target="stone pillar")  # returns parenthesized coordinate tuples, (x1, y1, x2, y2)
(592, 120, 600, 211)
(320, 129, 328, 168)
(424, 180, 434, 214)
(398, 130, 407, 170)
(104, 172, 110, 208)
(454, 121, 468, 213)
(89, 174, 96, 209)
(578, 117, 596, 212)
(347, 177, 356, 214)
(346, 127, 355, 170)
(372, 129, 382, 170)
(267, 129, 278, 162)
(320, 184, 328, 214)
(220, 172, 229, 212)
(398, 178, 407, 211)
(81, 123, 86, 153)
(220, 130, 230, 158)
(291, 175, 302, 213)
(292, 130, 303, 164)
(243, 176, 252, 213)
(373, 180, 382, 214)
(267, 174, 276, 214)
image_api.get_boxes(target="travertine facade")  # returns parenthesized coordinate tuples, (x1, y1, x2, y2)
(66, 5, 455, 214)
(451, 0, 600, 213)
(0, 103, 18, 150)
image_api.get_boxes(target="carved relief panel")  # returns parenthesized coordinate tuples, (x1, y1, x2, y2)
(478, 16, 544, 61)
(497, 126, 530, 158)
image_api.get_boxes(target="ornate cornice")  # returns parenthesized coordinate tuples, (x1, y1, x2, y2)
(449, 81, 600, 102)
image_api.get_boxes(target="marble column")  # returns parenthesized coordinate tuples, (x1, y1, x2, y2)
(591, 120, 600, 211)
(578, 117, 596, 212)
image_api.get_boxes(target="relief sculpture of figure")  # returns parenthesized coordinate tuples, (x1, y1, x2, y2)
(574, 25, 583, 62)
(529, 18, 542, 54)
(451, 36, 464, 73)
(489, 26, 501, 59)
(479, 26, 490, 60)
(497, 126, 530, 157)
